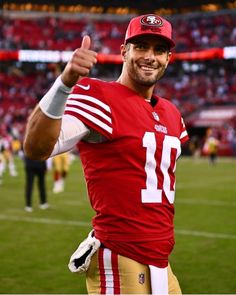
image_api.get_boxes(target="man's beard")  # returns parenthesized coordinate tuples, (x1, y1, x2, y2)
(128, 60, 166, 87)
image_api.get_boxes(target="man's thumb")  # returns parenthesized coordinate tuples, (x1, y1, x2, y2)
(81, 35, 91, 49)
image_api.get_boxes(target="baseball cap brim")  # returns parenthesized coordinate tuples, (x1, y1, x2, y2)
(125, 32, 175, 48)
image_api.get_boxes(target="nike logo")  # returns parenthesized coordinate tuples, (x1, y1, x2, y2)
(76, 84, 90, 90)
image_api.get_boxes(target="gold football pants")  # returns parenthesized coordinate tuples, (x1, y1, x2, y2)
(52, 153, 69, 172)
(86, 247, 181, 294)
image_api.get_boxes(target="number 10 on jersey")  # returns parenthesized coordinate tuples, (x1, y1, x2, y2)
(141, 132, 181, 204)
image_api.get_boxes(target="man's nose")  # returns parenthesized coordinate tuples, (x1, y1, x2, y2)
(144, 48, 155, 62)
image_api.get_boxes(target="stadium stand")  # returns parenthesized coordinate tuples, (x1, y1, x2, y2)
(1, 12, 236, 52)
(1, 9, 236, 155)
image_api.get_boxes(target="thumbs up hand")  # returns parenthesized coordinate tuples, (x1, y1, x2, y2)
(61, 35, 97, 87)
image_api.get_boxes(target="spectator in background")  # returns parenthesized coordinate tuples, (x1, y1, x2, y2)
(203, 128, 220, 164)
(52, 152, 70, 193)
(0, 128, 18, 177)
(0, 136, 4, 184)
(189, 135, 201, 160)
(24, 155, 49, 212)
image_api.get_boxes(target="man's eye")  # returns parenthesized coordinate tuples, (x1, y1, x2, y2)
(155, 47, 167, 53)
(135, 44, 146, 49)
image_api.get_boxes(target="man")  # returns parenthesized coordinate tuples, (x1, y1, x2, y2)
(0, 127, 18, 177)
(52, 152, 70, 193)
(24, 14, 188, 294)
(0, 136, 5, 184)
(203, 128, 219, 165)
(23, 155, 49, 212)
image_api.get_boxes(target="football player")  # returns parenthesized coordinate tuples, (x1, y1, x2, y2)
(52, 152, 70, 193)
(24, 14, 188, 294)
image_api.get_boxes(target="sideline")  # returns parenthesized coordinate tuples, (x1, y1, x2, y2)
(177, 198, 236, 207)
(0, 214, 90, 227)
(175, 229, 236, 240)
(0, 213, 236, 240)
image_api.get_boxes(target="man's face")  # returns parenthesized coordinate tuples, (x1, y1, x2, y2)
(121, 35, 171, 87)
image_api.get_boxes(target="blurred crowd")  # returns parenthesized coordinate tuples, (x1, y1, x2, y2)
(1, 11, 236, 53)
(1, 9, 236, 158)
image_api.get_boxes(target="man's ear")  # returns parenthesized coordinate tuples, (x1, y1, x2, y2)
(168, 51, 172, 61)
(120, 44, 127, 61)
(165, 51, 172, 68)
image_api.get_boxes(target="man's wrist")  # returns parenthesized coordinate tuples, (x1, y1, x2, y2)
(39, 75, 72, 119)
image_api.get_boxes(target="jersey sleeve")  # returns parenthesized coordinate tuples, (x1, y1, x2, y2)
(64, 78, 113, 140)
(180, 117, 189, 143)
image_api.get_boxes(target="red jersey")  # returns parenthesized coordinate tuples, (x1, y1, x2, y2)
(65, 77, 188, 267)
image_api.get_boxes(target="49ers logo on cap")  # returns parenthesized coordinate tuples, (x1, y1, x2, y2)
(140, 15, 163, 27)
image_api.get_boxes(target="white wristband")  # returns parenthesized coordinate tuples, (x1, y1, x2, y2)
(39, 75, 72, 119)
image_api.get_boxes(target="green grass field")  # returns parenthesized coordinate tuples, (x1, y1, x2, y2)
(0, 156, 236, 294)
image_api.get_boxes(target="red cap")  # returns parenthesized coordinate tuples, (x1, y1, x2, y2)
(125, 14, 175, 48)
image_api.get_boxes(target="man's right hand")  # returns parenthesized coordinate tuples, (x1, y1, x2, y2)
(61, 35, 97, 88)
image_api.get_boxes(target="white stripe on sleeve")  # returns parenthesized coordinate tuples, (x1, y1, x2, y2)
(65, 106, 113, 134)
(180, 130, 188, 139)
(68, 94, 111, 113)
(66, 100, 112, 123)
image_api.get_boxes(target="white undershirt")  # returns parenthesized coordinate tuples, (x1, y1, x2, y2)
(50, 114, 90, 157)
